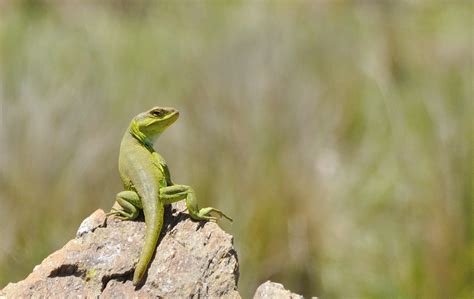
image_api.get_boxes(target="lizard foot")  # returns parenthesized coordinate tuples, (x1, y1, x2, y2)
(192, 207, 233, 222)
(106, 208, 135, 220)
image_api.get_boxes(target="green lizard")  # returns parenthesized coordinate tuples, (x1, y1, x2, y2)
(108, 106, 232, 286)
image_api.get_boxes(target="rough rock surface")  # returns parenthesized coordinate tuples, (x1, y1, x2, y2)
(253, 281, 304, 299)
(1, 202, 240, 298)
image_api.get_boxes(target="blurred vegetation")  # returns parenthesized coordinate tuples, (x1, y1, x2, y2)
(0, 1, 472, 298)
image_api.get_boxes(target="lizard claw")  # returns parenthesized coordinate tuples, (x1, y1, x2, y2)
(106, 208, 119, 217)
(106, 208, 133, 220)
(209, 208, 233, 222)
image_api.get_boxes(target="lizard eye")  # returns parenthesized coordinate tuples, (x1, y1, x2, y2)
(151, 110, 163, 117)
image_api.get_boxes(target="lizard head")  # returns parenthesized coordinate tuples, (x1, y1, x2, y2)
(131, 106, 179, 140)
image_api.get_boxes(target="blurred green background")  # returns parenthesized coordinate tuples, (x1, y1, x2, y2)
(0, 1, 472, 298)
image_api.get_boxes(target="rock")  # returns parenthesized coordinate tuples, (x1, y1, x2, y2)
(253, 281, 304, 299)
(0, 202, 240, 298)
(76, 209, 107, 237)
(1, 203, 311, 298)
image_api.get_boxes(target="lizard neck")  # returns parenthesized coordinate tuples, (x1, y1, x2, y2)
(129, 120, 157, 152)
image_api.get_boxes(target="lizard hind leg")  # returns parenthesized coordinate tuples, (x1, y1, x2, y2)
(107, 190, 142, 220)
(159, 185, 233, 222)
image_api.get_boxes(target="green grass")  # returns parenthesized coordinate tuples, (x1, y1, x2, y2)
(0, 1, 472, 298)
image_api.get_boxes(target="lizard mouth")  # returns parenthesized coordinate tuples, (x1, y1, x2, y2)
(165, 108, 179, 119)
(162, 108, 179, 123)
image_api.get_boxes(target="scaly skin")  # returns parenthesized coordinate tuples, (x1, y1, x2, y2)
(108, 107, 232, 286)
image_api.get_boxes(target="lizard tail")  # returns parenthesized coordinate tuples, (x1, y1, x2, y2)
(133, 203, 164, 286)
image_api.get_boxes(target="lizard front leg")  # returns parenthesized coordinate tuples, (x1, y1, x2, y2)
(107, 190, 142, 220)
(159, 185, 233, 222)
